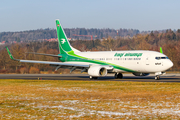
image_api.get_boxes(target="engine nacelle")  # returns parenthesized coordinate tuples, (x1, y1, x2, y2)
(88, 66, 107, 77)
(132, 73, 150, 76)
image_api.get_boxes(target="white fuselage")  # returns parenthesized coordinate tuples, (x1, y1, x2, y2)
(65, 50, 173, 73)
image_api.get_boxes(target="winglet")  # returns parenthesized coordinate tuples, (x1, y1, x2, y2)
(160, 47, 163, 54)
(6, 47, 19, 61)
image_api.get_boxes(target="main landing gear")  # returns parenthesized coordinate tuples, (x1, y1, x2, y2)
(115, 73, 123, 79)
(89, 73, 123, 80)
(89, 76, 98, 80)
(155, 75, 160, 80)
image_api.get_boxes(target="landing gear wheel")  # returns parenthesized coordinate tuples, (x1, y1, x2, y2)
(89, 76, 98, 80)
(155, 75, 160, 80)
(115, 73, 123, 79)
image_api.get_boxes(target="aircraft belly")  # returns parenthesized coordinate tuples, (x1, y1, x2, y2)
(115, 61, 144, 72)
(64, 62, 96, 66)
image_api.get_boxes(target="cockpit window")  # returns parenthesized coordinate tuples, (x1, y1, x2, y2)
(155, 57, 169, 60)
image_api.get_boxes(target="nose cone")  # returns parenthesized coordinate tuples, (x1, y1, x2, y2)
(167, 60, 173, 69)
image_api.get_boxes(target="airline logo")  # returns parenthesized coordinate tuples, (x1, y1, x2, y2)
(125, 53, 143, 57)
(114, 53, 124, 57)
(61, 39, 66, 44)
(114, 53, 143, 57)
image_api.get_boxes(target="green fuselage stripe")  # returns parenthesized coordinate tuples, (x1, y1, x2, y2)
(59, 52, 136, 72)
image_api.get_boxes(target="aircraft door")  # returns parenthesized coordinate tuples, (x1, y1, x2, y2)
(145, 55, 150, 66)
(143, 55, 151, 72)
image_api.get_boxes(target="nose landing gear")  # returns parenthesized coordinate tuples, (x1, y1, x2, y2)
(155, 72, 165, 80)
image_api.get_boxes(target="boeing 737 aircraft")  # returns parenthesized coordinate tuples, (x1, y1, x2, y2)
(6, 19, 173, 80)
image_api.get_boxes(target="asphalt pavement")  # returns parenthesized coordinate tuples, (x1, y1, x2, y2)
(0, 73, 180, 82)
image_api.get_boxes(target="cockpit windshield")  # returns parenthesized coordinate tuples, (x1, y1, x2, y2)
(155, 57, 169, 60)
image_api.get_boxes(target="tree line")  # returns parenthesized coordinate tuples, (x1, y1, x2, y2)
(0, 29, 180, 73)
(0, 28, 140, 42)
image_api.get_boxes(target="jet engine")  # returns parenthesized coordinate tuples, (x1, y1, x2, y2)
(132, 73, 150, 76)
(88, 66, 107, 77)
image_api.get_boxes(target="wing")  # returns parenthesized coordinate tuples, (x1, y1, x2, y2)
(6, 47, 113, 72)
(20, 59, 89, 68)
(6, 47, 88, 66)
(26, 52, 62, 57)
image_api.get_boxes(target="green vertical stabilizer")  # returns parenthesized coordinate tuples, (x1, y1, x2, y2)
(56, 20, 73, 54)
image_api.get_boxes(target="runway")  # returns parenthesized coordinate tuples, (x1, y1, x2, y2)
(0, 73, 180, 82)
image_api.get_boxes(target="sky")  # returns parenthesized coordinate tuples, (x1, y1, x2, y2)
(0, 0, 180, 32)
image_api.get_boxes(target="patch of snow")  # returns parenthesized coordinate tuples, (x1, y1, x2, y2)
(40, 87, 94, 92)
(61, 100, 80, 104)
(97, 111, 133, 116)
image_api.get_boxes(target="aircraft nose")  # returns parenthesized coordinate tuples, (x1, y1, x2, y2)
(167, 60, 173, 69)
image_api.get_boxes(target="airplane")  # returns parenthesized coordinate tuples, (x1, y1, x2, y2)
(6, 19, 173, 80)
